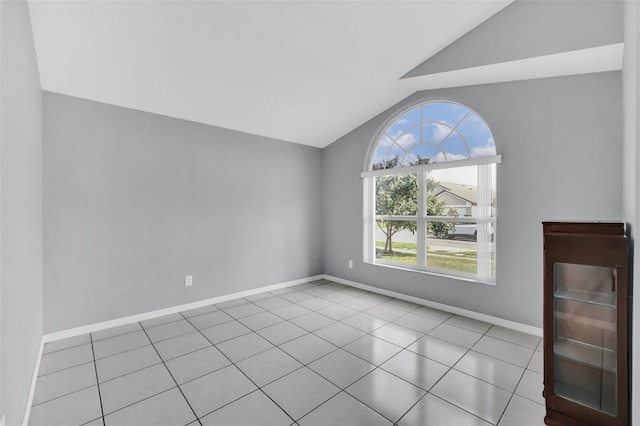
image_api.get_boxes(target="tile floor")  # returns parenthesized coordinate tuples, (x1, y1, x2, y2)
(28, 279, 546, 426)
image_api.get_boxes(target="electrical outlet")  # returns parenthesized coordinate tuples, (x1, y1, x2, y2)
(185, 275, 193, 287)
(348, 260, 353, 268)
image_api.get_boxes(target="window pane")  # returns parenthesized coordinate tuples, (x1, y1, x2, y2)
(386, 106, 421, 138)
(422, 102, 468, 127)
(426, 166, 477, 218)
(375, 173, 418, 216)
(368, 101, 497, 173)
(376, 220, 417, 265)
(371, 134, 394, 168)
(455, 111, 496, 158)
(395, 126, 421, 152)
(403, 144, 440, 167)
(426, 222, 478, 275)
(372, 143, 405, 170)
(441, 133, 470, 161)
(422, 122, 453, 145)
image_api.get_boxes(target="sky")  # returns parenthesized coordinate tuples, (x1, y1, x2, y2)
(371, 101, 496, 171)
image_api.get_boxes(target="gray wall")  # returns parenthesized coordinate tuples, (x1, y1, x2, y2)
(322, 72, 622, 328)
(43, 93, 322, 333)
(404, 0, 623, 78)
(1, 1, 44, 424)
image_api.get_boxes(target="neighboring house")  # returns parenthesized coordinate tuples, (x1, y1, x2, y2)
(432, 182, 478, 217)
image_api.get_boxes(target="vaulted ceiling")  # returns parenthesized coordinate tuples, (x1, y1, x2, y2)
(27, 1, 622, 148)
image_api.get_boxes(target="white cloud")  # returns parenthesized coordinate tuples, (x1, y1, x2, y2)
(396, 133, 416, 149)
(434, 123, 452, 142)
(377, 134, 394, 149)
(470, 141, 497, 157)
(402, 152, 417, 166)
(444, 152, 468, 161)
(430, 152, 447, 163)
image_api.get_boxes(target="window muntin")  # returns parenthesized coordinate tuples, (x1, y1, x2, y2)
(364, 100, 499, 283)
(370, 101, 497, 170)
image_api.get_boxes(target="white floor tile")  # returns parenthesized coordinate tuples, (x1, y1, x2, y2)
(299, 392, 391, 426)
(280, 333, 338, 364)
(472, 335, 534, 368)
(262, 367, 340, 420)
(428, 323, 483, 349)
(515, 370, 545, 406)
(308, 349, 375, 388)
(498, 394, 546, 426)
(399, 394, 492, 426)
(28, 280, 552, 426)
(346, 368, 425, 423)
(431, 369, 511, 425)
(200, 390, 292, 426)
(454, 350, 525, 392)
(380, 350, 448, 391)
(180, 365, 257, 418)
(486, 326, 541, 349)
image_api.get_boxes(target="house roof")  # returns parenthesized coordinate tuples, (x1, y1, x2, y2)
(434, 183, 477, 204)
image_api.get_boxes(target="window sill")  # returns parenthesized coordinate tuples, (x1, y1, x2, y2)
(364, 260, 496, 286)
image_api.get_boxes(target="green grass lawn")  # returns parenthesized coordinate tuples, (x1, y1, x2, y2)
(375, 241, 490, 275)
(376, 241, 418, 251)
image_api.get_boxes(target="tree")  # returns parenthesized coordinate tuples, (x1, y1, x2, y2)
(373, 155, 417, 254)
(375, 173, 418, 254)
(373, 155, 458, 255)
(426, 178, 459, 238)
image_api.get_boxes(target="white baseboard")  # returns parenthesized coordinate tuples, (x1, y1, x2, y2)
(43, 274, 323, 343)
(322, 274, 543, 337)
(22, 338, 45, 426)
(43, 272, 542, 345)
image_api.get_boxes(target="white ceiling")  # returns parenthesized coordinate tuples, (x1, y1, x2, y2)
(28, 1, 621, 148)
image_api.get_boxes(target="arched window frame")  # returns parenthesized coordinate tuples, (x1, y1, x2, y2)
(362, 100, 501, 284)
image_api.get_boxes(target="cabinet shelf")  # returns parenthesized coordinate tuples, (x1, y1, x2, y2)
(554, 287, 615, 308)
(554, 311, 615, 333)
(554, 338, 616, 373)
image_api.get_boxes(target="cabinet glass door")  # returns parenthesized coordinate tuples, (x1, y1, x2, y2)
(553, 262, 617, 415)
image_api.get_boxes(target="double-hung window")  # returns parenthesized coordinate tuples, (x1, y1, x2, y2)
(362, 100, 500, 284)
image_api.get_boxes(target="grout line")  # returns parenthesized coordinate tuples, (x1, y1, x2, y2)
(30, 383, 99, 409)
(41, 340, 91, 356)
(340, 366, 421, 424)
(421, 393, 498, 426)
(390, 322, 500, 425)
(502, 349, 545, 415)
(180, 312, 297, 424)
(139, 324, 203, 426)
(89, 333, 106, 426)
(99, 387, 188, 423)
(90, 324, 144, 343)
(97, 361, 165, 387)
(35, 358, 96, 380)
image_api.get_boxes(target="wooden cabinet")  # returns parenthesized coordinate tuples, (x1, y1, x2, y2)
(543, 222, 629, 425)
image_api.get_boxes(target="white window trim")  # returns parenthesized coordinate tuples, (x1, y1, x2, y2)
(361, 154, 501, 178)
(363, 161, 499, 285)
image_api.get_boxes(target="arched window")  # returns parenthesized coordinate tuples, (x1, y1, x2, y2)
(362, 100, 500, 283)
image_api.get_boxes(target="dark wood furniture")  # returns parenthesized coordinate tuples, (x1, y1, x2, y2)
(543, 222, 629, 426)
